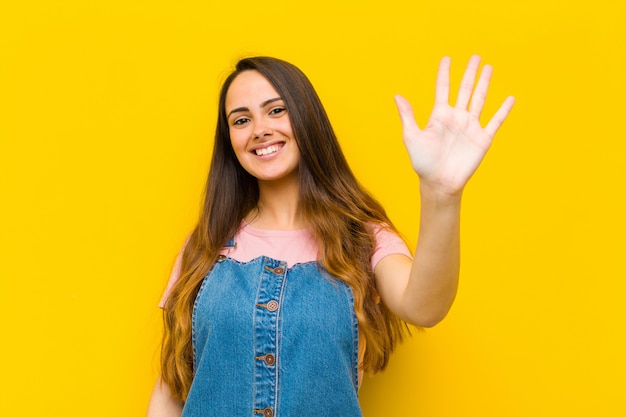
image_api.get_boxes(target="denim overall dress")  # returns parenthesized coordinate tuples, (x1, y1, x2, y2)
(181, 238, 363, 417)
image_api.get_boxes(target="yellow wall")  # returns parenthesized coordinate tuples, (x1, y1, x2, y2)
(1, 1, 624, 416)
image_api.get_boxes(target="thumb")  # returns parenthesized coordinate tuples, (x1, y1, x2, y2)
(394, 94, 421, 132)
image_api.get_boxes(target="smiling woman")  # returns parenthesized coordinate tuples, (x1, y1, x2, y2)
(146, 56, 514, 417)
(226, 70, 300, 185)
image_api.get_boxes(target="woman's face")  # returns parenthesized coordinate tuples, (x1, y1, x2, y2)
(225, 70, 300, 184)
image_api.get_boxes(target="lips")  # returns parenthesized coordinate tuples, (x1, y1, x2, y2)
(252, 142, 284, 156)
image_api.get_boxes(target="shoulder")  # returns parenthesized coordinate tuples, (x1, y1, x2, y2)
(369, 223, 412, 270)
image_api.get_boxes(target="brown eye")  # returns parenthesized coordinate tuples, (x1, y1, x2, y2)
(269, 107, 286, 116)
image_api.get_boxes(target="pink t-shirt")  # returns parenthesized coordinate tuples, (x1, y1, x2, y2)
(160, 221, 412, 308)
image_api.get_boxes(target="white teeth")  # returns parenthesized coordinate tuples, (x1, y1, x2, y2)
(255, 144, 281, 156)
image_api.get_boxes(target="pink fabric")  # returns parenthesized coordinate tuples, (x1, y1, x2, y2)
(223, 221, 319, 267)
(159, 222, 411, 308)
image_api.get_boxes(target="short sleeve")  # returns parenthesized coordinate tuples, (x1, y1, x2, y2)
(371, 225, 412, 270)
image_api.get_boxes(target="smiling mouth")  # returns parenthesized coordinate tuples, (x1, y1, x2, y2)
(254, 143, 283, 156)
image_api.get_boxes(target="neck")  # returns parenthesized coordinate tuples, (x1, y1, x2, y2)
(247, 176, 305, 230)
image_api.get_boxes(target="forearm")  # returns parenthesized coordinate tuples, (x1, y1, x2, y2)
(402, 184, 462, 327)
(146, 377, 183, 417)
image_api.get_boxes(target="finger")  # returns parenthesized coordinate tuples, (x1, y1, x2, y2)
(434, 56, 451, 106)
(469, 64, 493, 118)
(394, 94, 422, 133)
(455, 55, 481, 109)
(485, 96, 515, 138)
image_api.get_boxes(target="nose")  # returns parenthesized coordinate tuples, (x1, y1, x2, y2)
(253, 119, 272, 139)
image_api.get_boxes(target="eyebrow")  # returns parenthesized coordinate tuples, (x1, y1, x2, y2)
(227, 97, 284, 119)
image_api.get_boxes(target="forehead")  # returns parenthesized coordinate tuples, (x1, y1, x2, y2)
(225, 70, 281, 110)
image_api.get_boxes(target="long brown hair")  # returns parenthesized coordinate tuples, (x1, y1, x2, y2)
(161, 56, 408, 401)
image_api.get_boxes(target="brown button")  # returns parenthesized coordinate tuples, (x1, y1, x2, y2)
(274, 267, 284, 274)
(264, 353, 276, 366)
(263, 408, 274, 417)
(266, 300, 279, 312)
(217, 254, 227, 262)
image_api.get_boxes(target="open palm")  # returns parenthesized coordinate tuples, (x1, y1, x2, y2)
(395, 55, 515, 196)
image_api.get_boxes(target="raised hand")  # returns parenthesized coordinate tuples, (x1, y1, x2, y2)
(394, 55, 515, 197)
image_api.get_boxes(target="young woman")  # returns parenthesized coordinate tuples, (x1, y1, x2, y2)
(147, 55, 515, 416)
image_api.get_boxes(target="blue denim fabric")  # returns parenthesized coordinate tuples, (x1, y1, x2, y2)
(181, 242, 362, 417)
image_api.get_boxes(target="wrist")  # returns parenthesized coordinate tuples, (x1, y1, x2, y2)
(419, 181, 463, 208)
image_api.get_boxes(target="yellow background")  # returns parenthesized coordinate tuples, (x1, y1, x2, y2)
(1, 1, 625, 416)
